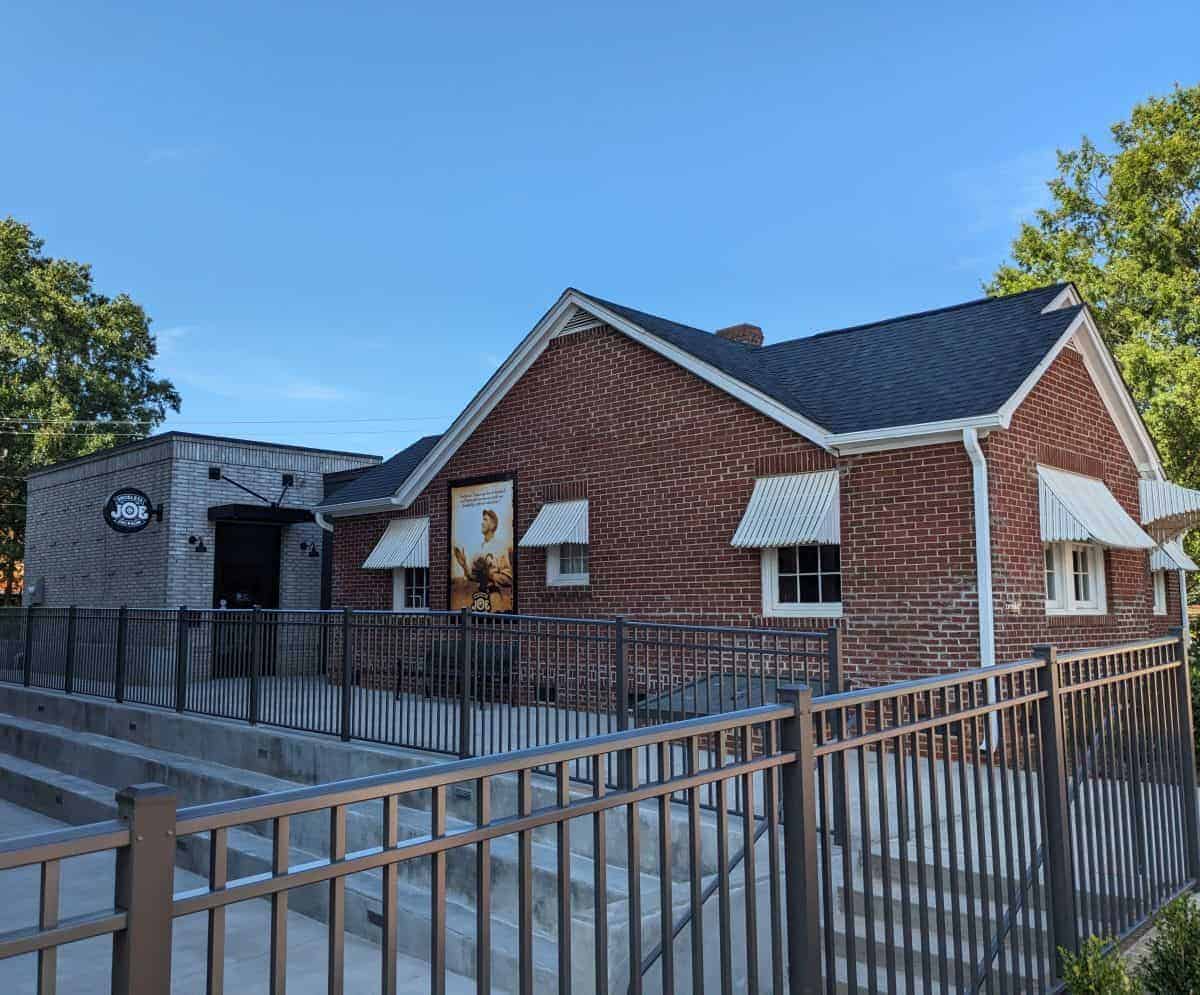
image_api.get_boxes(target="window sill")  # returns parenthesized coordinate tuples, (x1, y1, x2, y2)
(763, 602, 843, 620)
(1045, 607, 1107, 618)
(547, 575, 590, 588)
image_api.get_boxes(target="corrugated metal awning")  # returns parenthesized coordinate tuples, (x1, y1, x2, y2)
(362, 517, 429, 569)
(731, 470, 840, 548)
(519, 500, 589, 547)
(1038, 465, 1154, 550)
(1139, 479, 1200, 541)
(1152, 538, 1199, 572)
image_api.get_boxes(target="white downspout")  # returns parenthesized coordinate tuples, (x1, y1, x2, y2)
(963, 428, 996, 671)
(315, 511, 334, 533)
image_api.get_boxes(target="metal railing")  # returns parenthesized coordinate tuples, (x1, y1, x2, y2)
(0, 605, 834, 778)
(0, 629, 1194, 994)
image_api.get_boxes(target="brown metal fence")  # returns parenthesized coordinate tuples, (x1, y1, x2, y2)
(0, 605, 834, 780)
(0, 631, 1195, 994)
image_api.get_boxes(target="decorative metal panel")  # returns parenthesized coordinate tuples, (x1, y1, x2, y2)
(362, 517, 430, 569)
(1037, 465, 1154, 549)
(518, 499, 589, 547)
(731, 470, 840, 548)
(1151, 538, 1198, 572)
(1139, 478, 1200, 540)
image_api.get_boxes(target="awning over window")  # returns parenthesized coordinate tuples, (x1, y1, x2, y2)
(362, 517, 429, 569)
(1152, 538, 1199, 573)
(1038, 465, 1154, 550)
(731, 470, 840, 548)
(519, 499, 589, 547)
(1139, 479, 1200, 541)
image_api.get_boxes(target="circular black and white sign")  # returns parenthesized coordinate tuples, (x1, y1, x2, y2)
(104, 488, 154, 534)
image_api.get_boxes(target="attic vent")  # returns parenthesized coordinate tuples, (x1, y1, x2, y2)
(554, 307, 604, 338)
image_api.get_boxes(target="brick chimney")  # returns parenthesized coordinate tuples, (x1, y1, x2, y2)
(714, 323, 763, 347)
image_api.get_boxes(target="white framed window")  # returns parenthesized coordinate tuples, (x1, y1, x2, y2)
(1044, 542, 1106, 616)
(761, 544, 842, 618)
(547, 543, 589, 586)
(392, 567, 430, 611)
(1152, 570, 1167, 616)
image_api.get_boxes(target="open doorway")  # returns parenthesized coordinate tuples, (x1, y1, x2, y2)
(212, 523, 281, 610)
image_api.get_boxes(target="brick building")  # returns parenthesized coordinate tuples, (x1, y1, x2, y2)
(319, 284, 1200, 684)
(23, 433, 379, 609)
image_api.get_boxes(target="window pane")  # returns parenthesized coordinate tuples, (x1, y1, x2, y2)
(777, 547, 796, 574)
(795, 546, 819, 573)
(797, 576, 820, 603)
(1074, 568, 1090, 603)
(1044, 547, 1056, 601)
(405, 568, 429, 609)
(821, 575, 841, 603)
(560, 543, 588, 575)
(779, 575, 798, 603)
(820, 545, 840, 572)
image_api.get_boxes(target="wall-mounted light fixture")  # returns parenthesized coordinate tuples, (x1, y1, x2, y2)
(299, 541, 319, 560)
(188, 535, 208, 553)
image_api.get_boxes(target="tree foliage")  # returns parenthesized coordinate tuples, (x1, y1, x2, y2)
(989, 83, 1200, 586)
(0, 218, 180, 592)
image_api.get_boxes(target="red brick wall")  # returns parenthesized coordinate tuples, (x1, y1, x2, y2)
(332, 325, 840, 628)
(986, 346, 1179, 661)
(839, 442, 981, 687)
(331, 323, 1178, 686)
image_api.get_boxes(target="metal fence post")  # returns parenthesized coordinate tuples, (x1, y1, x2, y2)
(340, 606, 353, 741)
(1169, 625, 1200, 879)
(779, 684, 821, 995)
(22, 604, 34, 687)
(111, 783, 176, 995)
(114, 606, 128, 703)
(826, 626, 846, 845)
(613, 616, 631, 790)
(458, 607, 474, 758)
(1034, 644, 1078, 975)
(64, 605, 77, 696)
(174, 606, 189, 713)
(249, 607, 261, 726)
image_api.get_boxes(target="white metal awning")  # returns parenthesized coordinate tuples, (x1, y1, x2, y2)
(731, 470, 840, 548)
(362, 517, 429, 569)
(519, 499, 589, 547)
(1152, 538, 1199, 573)
(1139, 479, 1200, 541)
(1038, 465, 1154, 550)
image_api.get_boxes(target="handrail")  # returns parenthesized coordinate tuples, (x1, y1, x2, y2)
(813, 655, 1044, 712)
(176, 701, 794, 835)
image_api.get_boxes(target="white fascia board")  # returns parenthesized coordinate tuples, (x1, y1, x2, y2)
(996, 306, 1163, 480)
(1040, 284, 1082, 313)
(827, 414, 1004, 455)
(573, 296, 834, 448)
(391, 291, 835, 508)
(318, 497, 402, 517)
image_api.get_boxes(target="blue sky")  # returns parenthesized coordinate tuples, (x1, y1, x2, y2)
(5, 1, 1198, 458)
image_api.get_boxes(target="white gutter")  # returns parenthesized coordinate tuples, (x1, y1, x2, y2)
(962, 428, 996, 670)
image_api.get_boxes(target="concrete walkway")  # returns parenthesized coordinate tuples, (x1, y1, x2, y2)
(0, 800, 478, 995)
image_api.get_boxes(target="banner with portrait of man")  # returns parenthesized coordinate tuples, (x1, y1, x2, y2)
(448, 476, 516, 612)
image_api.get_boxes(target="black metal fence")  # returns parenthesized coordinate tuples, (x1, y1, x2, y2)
(0, 605, 833, 773)
(0, 631, 1195, 994)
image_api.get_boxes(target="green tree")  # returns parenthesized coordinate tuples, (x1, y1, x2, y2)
(988, 83, 1200, 580)
(0, 218, 180, 595)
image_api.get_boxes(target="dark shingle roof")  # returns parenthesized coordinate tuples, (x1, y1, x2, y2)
(575, 284, 1079, 434)
(317, 434, 441, 510)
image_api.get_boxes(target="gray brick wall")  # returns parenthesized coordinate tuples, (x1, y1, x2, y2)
(24, 434, 377, 609)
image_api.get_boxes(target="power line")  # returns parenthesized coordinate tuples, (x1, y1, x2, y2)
(0, 416, 450, 427)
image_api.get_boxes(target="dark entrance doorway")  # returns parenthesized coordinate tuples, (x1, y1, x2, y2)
(212, 523, 281, 610)
(211, 523, 281, 679)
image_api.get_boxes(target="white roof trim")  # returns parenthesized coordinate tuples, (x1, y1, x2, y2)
(362, 517, 430, 569)
(1152, 538, 1198, 573)
(519, 499, 589, 547)
(731, 470, 840, 548)
(1139, 479, 1200, 541)
(1040, 284, 1082, 313)
(390, 291, 835, 508)
(1038, 465, 1154, 550)
(998, 307, 1163, 479)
